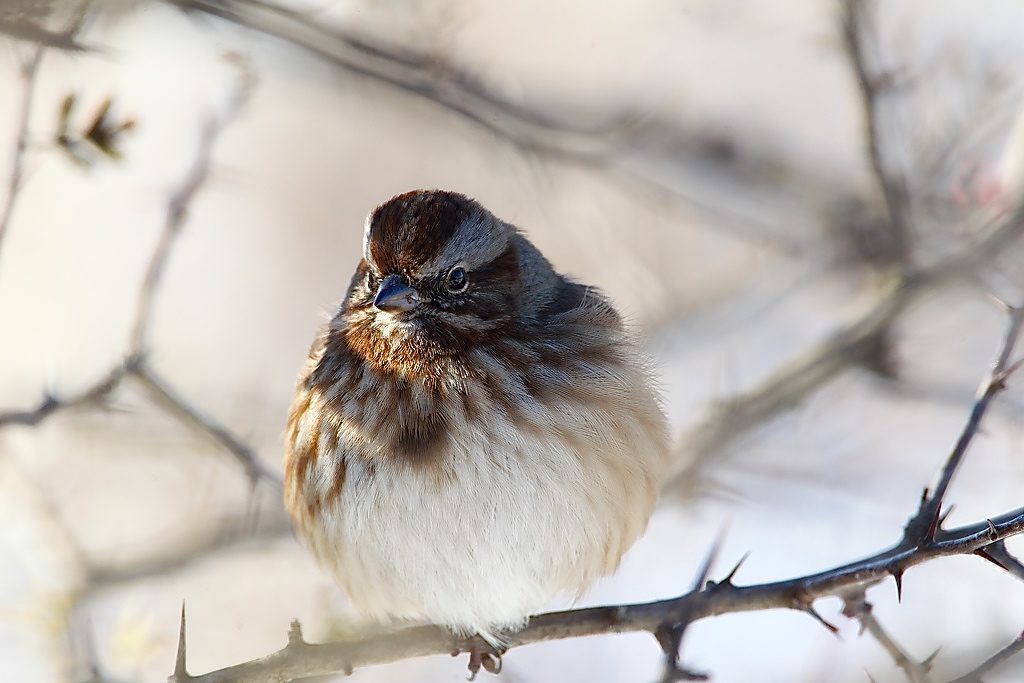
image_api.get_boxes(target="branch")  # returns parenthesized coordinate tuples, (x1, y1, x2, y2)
(0, 20, 89, 51)
(841, 0, 913, 265)
(0, 56, 280, 487)
(131, 362, 279, 486)
(948, 631, 1024, 683)
(162, 0, 812, 255)
(171, 311, 1024, 681)
(904, 302, 1024, 545)
(0, 360, 133, 426)
(128, 53, 254, 356)
(85, 505, 291, 589)
(0, 43, 43, 263)
(666, 208, 1024, 496)
(842, 587, 936, 683)
(169, 506, 1024, 683)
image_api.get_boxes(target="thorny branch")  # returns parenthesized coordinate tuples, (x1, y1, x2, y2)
(167, 305, 1024, 682)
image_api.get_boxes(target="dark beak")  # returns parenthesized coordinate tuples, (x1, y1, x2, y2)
(373, 274, 420, 312)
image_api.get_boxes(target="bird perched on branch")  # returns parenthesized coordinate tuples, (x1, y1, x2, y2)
(284, 189, 670, 673)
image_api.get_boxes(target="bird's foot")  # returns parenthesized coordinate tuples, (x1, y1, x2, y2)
(454, 634, 504, 680)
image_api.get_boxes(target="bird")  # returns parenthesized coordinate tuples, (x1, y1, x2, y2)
(284, 189, 670, 673)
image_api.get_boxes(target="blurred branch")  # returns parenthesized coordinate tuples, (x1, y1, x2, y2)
(0, 43, 43, 262)
(0, 19, 88, 51)
(0, 57, 280, 488)
(841, 0, 913, 265)
(0, 360, 132, 426)
(0, 1, 93, 262)
(85, 505, 291, 589)
(666, 206, 1024, 496)
(162, 0, 809, 254)
(842, 588, 936, 683)
(949, 631, 1024, 683)
(171, 315, 1024, 681)
(164, 0, 611, 159)
(132, 363, 280, 486)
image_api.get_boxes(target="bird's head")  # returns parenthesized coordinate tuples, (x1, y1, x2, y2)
(338, 190, 534, 378)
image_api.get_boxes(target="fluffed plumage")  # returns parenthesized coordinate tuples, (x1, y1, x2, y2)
(284, 190, 670, 644)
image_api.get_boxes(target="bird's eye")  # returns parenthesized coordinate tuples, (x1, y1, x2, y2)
(446, 267, 468, 293)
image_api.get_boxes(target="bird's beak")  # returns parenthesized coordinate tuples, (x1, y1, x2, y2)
(373, 274, 420, 313)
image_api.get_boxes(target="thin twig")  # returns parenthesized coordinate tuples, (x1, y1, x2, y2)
(85, 506, 291, 589)
(0, 44, 43, 262)
(905, 303, 1024, 545)
(666, 209, 1024, 496)
(128, 57, 253, 355)
(841, 0, 913, 265)
(0, 58, 279, 488)
(948, 631, 1024, 683)
(162, 0, 813, 255)
(842, 588, 934, 683)
(0, 360, 135, 427)
(131, 363, 279, 487)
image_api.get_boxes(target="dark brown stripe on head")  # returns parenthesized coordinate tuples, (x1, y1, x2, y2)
(367, 190, 476, 273)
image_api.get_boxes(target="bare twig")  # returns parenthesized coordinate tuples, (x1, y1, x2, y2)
(841, 0, 913, 265)
(0, 43, 43, 262)
(131, 363, 279, 486)
(0, 360, 134, 427)
(162, 0, 815, 254)
(904, 303, 1024, 546)
(128, 56, 253, 355)
(85, 506, 291, 589)
(0, 20, 89, 51)
(842, 588, 935, 683)
(948, 631, 1024, 683)
(0, 58, 279, 488)
(667, 209, 1024, 495)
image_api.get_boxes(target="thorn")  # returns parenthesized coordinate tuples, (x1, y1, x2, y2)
(287, 619, 305, 647)
(692, 531, 726, 592)
(922, 646, 941, 670)
(892, 569, 904, 602)
(720, 551, 751, 586)
(802, 603, 840, 636)
(938, 504, 956, 528)
(866, 671, 879, 683)
(172, 601, 188, 681)
(975, 548, 1009, 571)
(986, 518, 1000, 541)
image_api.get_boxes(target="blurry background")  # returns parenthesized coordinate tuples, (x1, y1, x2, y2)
(2, 0, 1024, 681)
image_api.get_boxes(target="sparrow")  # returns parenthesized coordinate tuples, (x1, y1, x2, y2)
(284, 190, 670, 667)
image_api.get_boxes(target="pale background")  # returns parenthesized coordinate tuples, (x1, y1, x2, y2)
(2, 1, 1024, 681)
